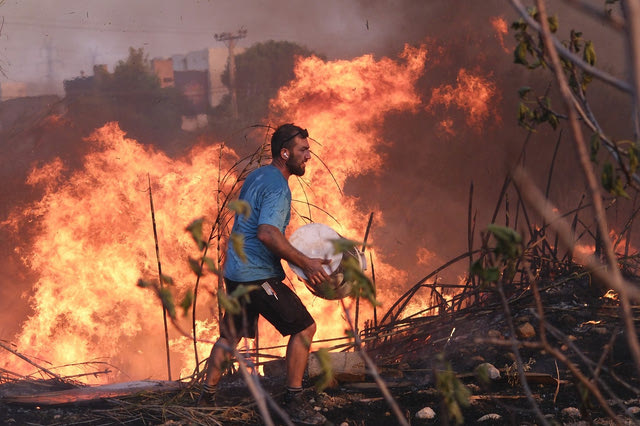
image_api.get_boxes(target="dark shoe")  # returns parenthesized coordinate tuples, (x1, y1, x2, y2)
(282, 392, 326, 425)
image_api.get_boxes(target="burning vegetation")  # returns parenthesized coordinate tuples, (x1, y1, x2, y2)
(2, 1, 640, 425)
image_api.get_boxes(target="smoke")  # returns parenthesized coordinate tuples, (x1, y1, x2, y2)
(335, 0, 632, 285)
(0, 0, 636, 379)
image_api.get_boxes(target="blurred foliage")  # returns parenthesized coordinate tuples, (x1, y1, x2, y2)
(313, 348, 335, 392)
(510, 4, 637, 200)
(186, 218, 207, 251)
(218, 284, 260, 315)
(328, 237, 379, 306)
(229, 232, 247, 263)
(228, 199, 252, 220)
(471, 224, 523, 286)
(436, 354, 471, 425)
(214, 40, 322, 122)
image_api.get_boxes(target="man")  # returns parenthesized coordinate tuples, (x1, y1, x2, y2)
(200, 124, 330, 425)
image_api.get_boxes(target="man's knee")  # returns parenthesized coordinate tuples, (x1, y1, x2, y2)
(301, 321, 316, 339)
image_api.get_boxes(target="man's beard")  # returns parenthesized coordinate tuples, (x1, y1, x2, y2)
(286, 158, 306, 176)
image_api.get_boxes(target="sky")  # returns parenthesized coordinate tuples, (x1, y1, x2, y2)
(0, 0, 418, 90)
(1, 0, 625, 93)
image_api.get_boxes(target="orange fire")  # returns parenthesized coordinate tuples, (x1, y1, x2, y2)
(426, 68, 499, 135)
(2, 28, 504, 383)
(417, 247, 437, 266)
(267, 43, 433, 336)
(491, 16, 510, 53)
(2, 124, 237, 382)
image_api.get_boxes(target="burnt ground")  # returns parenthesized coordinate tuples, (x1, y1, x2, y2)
(1, 271, 639, 426)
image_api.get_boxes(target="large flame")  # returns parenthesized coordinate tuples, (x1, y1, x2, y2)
(1, 33, 503, 382)
(2, 124, 237, 381)
(264, 44, 428, 349)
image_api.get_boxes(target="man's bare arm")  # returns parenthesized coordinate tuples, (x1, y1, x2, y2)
(257, 224, 330, 286)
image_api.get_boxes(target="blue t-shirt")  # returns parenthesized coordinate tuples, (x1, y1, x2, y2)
(224, 165, 291, 282)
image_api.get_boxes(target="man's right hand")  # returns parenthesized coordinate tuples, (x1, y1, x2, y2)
(257, 224, 333, 286)
(301, 257, 332, 287)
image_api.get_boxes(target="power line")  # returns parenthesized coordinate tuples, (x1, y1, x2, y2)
(3, 19, 220, 36)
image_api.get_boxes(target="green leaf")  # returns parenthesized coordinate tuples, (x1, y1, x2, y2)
(230, 232, 247, 263)
(510, 20, 527, 31)
(180, 289, 194, 317)
(630, 144, 640, 174)
(614, 176, 630, 199)
(315, 280, 338, 300)
(470, 259, 485, 277)
(185, 218, 207, 250)
(518, 102, 530, 122)
(583, 41, 596, 66)
(517, 86, 531, 99)
(600, 162, 629, 198)
(601, 162, 614, 192)
(329, 237, 364, 254)
(470, 260, 500, 284)
(229, 284, 261, 303)
(581, 71, 593, 91)
(188, 256, 203, 277)
(159, 287, 176, 319)
(486, 224, 521, 245)
(485, 267, 501, 283)
(217, 284, 259, 315)
(228, 199, 251, 219)
(218, 291, 241, 315)
(628, 144, 639, 174)
(487, 224, 522, 261)
(202, 256, 219, 274)
(160, 274, 174, 285)
(342, 256, 380, 306)
(137, 278, 153, 288)
(436, 360, 471, 425)
(547, 15, 559, 33)
(314, 348, 335, 392)
(514, 42, 529, 65)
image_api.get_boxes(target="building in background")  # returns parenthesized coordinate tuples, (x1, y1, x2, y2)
(174, 70, 209, 114)
(170, 47, 241, 108)
(152, 59, 175, 89)
(152, 47, 244, 131)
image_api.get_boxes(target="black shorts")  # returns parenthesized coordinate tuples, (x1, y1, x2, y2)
(220, 277, 315, 339)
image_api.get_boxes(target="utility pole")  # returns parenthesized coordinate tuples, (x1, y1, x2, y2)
(215, 28, 247, 120)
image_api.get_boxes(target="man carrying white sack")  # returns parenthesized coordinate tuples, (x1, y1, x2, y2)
(200, 123, 330, 425)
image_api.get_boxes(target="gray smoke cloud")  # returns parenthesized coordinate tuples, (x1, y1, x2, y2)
(0, 0, 635, 335)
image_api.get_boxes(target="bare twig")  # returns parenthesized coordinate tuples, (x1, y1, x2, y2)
(621, 0, 640, 136)
(519, 0, 640, 376)
(0, 341, 63, 381)
(495, 282, 549, 425)
(510, 0, 632, 93)
(561, 0, 625, 31)
(529, 273, 623, 423)
(147, 174, 172, 381)
(339, 298, 409, 426)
